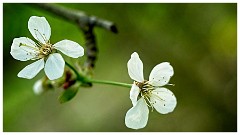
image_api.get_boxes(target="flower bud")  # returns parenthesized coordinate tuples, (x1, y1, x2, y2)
(33, 79, 44, 95)
(33, 78, 54, 95)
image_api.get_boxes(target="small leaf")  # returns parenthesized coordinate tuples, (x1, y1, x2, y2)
(58, 85, 79, 104)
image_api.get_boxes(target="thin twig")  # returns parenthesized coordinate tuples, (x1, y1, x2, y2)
(81, 22, 98, 69)
(29, 3, 118, 33)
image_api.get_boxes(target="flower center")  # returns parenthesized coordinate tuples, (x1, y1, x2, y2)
(135, 81, 156, 111)
(39, 43, 54, 58)
(135, 80, 154, 97)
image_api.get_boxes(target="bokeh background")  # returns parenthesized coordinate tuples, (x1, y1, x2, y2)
(3, 3, 237, 132)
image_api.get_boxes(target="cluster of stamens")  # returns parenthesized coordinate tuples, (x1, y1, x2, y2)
(135, 80, 155, 111)
(135, 80, 167, 111)
(38, 43, 53, 58)
(135, 81, 153, 96)
(32, 29, 54, 58)
(18, 28, 55, 60)
(19, 40, 54, 60)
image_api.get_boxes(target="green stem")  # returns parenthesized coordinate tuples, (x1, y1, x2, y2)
(86, 78, 132, 88)
(65, 61, 132, 88)
(65, 62, 86, 82)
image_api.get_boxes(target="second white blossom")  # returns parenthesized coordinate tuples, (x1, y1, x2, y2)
(125, 52, 177, 129)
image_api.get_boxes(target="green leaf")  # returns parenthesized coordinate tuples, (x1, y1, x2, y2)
(58, 86, 79, 104)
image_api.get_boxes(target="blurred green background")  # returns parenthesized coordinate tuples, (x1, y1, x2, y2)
(3, 3, 237, 132)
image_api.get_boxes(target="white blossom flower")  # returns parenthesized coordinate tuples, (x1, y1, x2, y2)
(125, 52, 177, 129)
(10, 16, 84, 80)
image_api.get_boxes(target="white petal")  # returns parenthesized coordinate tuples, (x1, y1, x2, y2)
(10, 37, 39, 61)
(33, 79, 44, 95)
(44, 53, 65, 80)
(17, 58, 44, 79)
(125, 98, 149, 129)
(28, 16, 51, 44)
(148, 62, 174, 86)
(130, 83, 140, 106)
(127, 52, 144, 82)
(150, 88, 177, 114)
(53, 40, 84, 58)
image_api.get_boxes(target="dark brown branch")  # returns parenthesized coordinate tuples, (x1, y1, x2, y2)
(29, 3, 118, 33)
(80, 21, 98, 69)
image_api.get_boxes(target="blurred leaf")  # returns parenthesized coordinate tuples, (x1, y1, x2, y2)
(58, 84, 79, 104)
